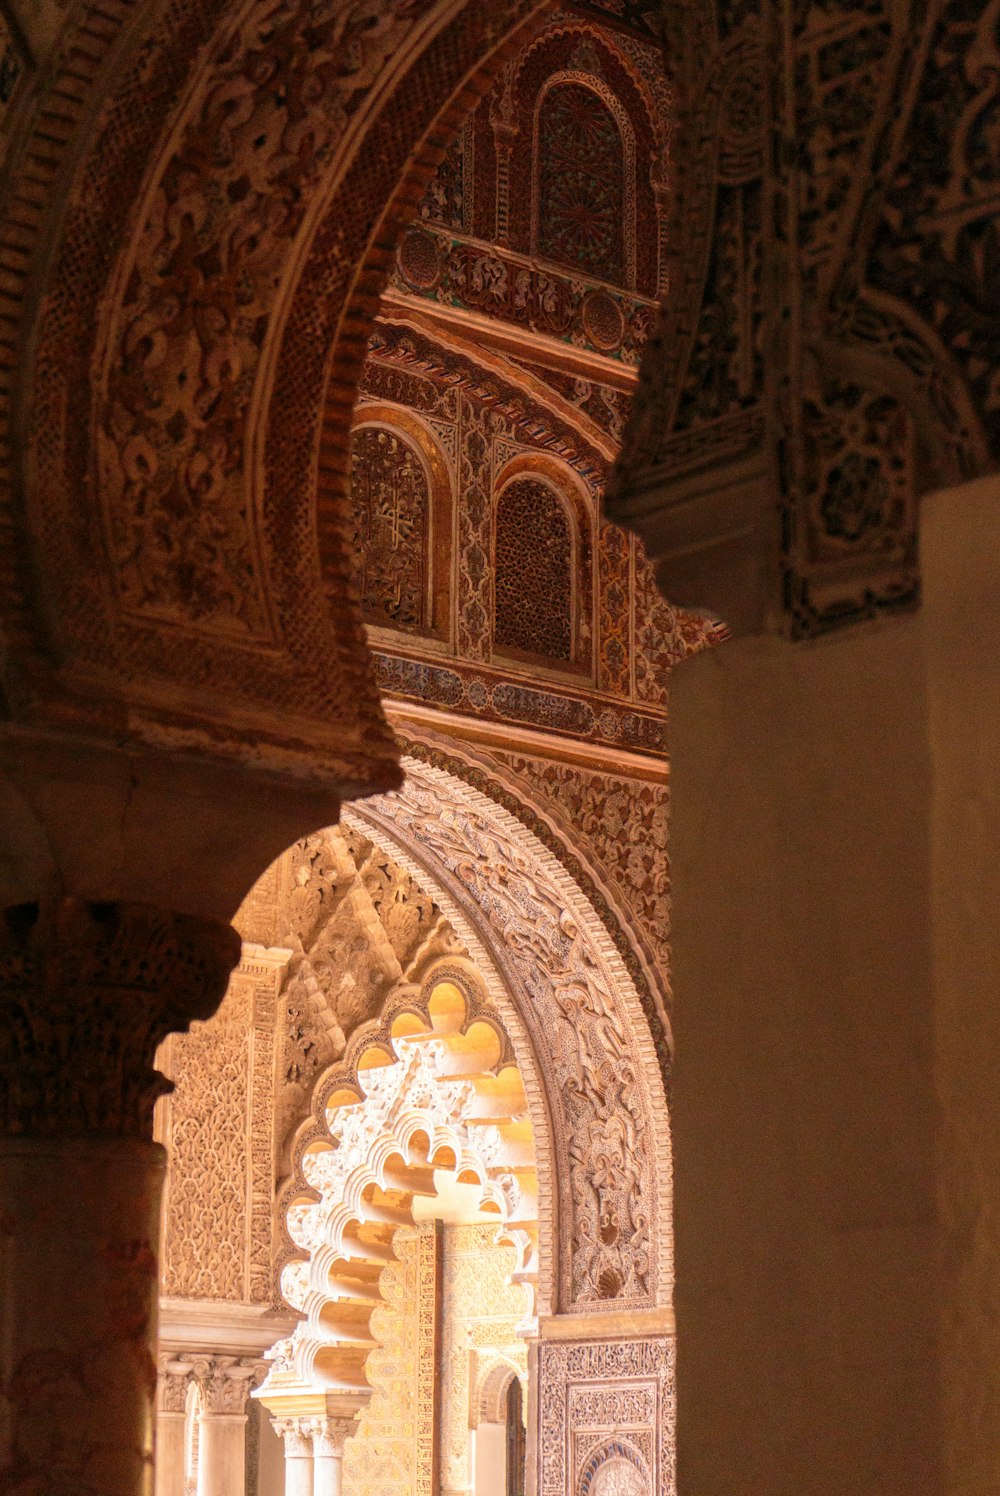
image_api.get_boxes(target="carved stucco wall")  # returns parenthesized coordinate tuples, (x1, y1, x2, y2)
(538, 1337, 675, 1496)
(351, 756, 673, 1314)
(342, 1225, 441, 1496)
(341, 1225, 528, 1496)
(159, 751, 670, 1329)
(355, 317, 718, 760)
(157, 946, 287, 1304)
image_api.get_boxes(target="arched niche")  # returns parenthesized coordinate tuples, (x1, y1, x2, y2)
(349, 403, 455, 647)
(491, 452, 596, 680)
(500, 21, 667, 295)
(532, 75, 635, 288)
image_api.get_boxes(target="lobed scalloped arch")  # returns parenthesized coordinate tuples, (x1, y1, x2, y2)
(263, 957, 539, 1403)
(348, 756, 673, 1313)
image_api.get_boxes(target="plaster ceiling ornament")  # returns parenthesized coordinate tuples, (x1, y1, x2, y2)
(350, 756, 673, 1313)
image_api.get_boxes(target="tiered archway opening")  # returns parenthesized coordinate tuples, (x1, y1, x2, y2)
(258, 961, 538, 1414)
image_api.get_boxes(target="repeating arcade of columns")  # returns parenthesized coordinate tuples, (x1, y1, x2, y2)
(155, 1354, 357, 1496)
(271, 1416, 356, 1496)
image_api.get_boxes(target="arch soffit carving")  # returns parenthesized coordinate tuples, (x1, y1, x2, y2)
(270, 960, 539, 1392)
(476, 1355, 526, 1423)
(6, 0, 552, 765)
(392, 730, 674, 1067)
(347, 756, 674, 1314)
(281, 952, 518, 1200)
(336, 813, 561, 1319)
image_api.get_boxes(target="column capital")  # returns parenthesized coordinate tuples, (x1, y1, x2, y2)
(273, 1416, 315, 1458)
(156, 1352, 196, 1414)
(0, 898, 240, 1137)
(309, 1416, 358, 1457)
(195, 1354, 268, 1415)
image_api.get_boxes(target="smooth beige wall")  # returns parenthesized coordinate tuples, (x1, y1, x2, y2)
(475, 1424, 507, 1496)
(923, 478, 1000, 1496)
(669, 608, 938, 1493)
(667, 478, 1000, 1494)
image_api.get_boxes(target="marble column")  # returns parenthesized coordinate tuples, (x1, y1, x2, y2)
(155, 1356, 194, 1496)
(0, 898, 240, 1496)
(196, 1356, 265, 1496)
(310, 1417, 354, 1496)
(274, 1418, 315, 1496)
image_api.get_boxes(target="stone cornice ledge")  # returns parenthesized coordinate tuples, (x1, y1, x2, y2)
(159, 1298, 297, 1358)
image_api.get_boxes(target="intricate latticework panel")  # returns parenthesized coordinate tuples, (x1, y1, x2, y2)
(162, 982, 251, 1301)
(537, 83, 626, 284)
(494, 479, 573, 661)
(350, 426, 429, 631)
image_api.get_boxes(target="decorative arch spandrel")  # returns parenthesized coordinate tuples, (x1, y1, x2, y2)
(3, 0, 551, 786)
(350, 757, 673, 1315)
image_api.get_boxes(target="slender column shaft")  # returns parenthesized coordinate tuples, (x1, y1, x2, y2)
(311, 1416, 354, 1496)
(0, 898, 239, 1496)
(314, 1436, 350, 1496)
(312, 1450, 343, 1496)
(153, 1413, 186, 1496)
(274, 1420, 314, 1496)
(197, 1414, 248, 1496)
(154, 1358, 193, 1496)
(194, 1356, 264, 1496)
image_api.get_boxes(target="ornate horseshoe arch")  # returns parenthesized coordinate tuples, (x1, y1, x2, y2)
(346, 756, 673, 1317)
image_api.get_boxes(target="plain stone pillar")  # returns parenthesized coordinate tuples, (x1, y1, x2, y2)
(155, 1357, 193, 1496)
(922, 477, 1000, 1494)
(666, 478, 1000, 1496)
(0, 898, 239, 1496)
(197, 1415, 248, 1496)
(669, 612, 937, 1496)
(274, 1419, 314, 1496)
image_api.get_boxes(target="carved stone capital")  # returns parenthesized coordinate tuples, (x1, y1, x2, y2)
(310, 1416, 358, 1457)
(273, 1416, 315, 1458)
(0, 898, 240, 1138)
(195, 1355, 268, 1415)
(156, 1353, 195, 1414)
